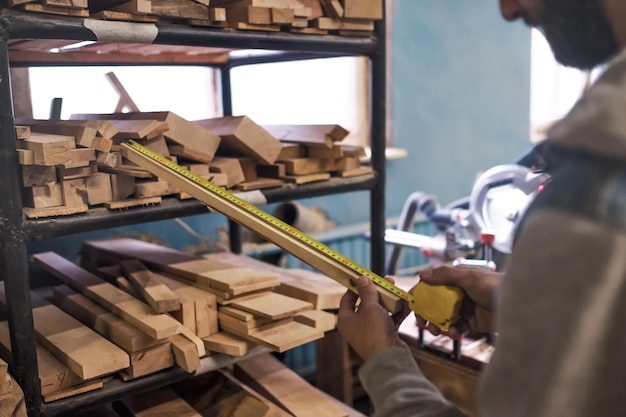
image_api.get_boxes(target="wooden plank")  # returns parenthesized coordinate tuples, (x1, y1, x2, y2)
(209, 157, 246, 188)
(121, 145, 404, 313)
(97, 163, 154, 178)
(15, 125, 30, 139)
(229, 292, 313, 320)
(157, 272, 218, 337)
(28, 123, 97, 148)
(109, 0, 151, 14)
(21, 165, 56, 186)
(120, 259, 181, 313)
(85, 172, 114, 205)
(170, 334, 201, 372)
(343, 0, 382, 19)
(151, 0, 209, 19)
(0, 322, 86, 396)
(336, 166, 373, 178)
(22, 204, 88, 219)
(58, 163, 95, 180)
(117, 387, 201, 417)
(281, 172, 331, 184)
(111, 119, 169, 140)
(263, 124, 349, 143)
(201, 331, 253, 356)
(93, 136, 114, 153)
(32, 304, 130, 379)
(42, 0, 88, 9)
(204, 253, 345, 310)
(20, 3, 90, 16)
(134, 179, 181, 197)
(109, 173, 135, 201)
(61, 178, 88, 207)
(227, 5, 272, 24)
(312, 17, 375, 31)
(52, 285, 164, 353)
(16, 132, 74, 166)
(105, 196, 162, 209)
(122, 342, 174, 379)
(234, 177, 284, 191)
(281, 157, 334, 175)
(197, 267, 280, 295)
(17, 148, 33, 165)
(235, 354, 348, 417)
(22, 182, 64, 209)
(195, 116, 283, 165)
(276, 143, 306, 160)
(230, 320, 323, 353)
(320, 0, 342, 17)
(294, 309, 336, 332)
(0, 374, 27, 416)
(42, 379, 104, 403)
(32, 252, 181, 340)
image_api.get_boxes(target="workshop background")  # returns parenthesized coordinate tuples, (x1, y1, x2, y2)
(27, 0, 531, 258)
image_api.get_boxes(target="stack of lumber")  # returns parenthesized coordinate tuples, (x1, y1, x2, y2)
(0, 236, 341, 402)
(16, 113, 371, 218)
(79, 237, 343, 354)
(15, 112, 221, 218)
(4, 0, 382, 36)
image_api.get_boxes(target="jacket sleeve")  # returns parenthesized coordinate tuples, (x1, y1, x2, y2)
(359, 347, 468, 417)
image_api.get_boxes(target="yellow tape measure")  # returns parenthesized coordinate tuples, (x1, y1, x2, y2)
(121, 140, 463, 328)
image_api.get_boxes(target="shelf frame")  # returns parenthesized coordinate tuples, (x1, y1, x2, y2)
(0, 7, 387, 416)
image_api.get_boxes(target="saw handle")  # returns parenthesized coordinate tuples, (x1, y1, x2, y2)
(410, 282, 464, 329)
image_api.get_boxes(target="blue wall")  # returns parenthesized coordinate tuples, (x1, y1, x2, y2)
(386, 1, 531, 216)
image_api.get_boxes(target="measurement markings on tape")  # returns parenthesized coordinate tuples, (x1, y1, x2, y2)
(121, 140, 463, 327)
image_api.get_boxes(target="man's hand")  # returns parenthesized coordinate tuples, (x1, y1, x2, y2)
(416, 265, 501, 339)
(337, 276, 411, 362)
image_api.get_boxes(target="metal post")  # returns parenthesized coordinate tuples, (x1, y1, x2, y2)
(219, 64, 243, 254)
(369, 2, 387, 275)
(0, 34, 43, 416)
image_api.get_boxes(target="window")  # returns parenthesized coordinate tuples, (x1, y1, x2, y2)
(530, 29, 604, 142)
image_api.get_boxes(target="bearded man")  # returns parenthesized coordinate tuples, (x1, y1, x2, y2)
(337, 1, 626, 416)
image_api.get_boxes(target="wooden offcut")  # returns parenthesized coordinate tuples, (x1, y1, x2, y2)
(229, 292, 313, 320)
(201, 331, 253, 356)
(195, 116, 282, 165)
(17, 132, 74, 166)
(52, 285, 164, 353)
(120, 259, 181, 313)
(0, 322, 86, 396)
(32, 304, 130, 380)
(197, 267, 281, 296)
(32, 252, 181, 340)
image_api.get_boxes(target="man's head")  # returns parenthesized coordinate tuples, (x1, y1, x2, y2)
(499, 0, 618, 69)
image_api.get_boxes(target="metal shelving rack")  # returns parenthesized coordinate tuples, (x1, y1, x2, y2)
(0, 7, 387, 416)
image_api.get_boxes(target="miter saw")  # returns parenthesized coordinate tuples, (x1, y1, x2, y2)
(385, 148, 550, 275)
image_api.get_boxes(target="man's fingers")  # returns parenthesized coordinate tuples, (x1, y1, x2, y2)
(339, 288, 359, 314)
(419, 266, 463, 286)
(356, 276, 381, 306)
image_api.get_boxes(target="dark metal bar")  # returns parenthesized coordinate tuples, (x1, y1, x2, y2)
(369, 3, 387, 275)
(218, 64, 244, 254)
(0, 34, 43, 416)
(227, 51, 348, 68)
(22, 176, 375, 241)
(49, 97, 62, 119)
(1, 10, 377, 55)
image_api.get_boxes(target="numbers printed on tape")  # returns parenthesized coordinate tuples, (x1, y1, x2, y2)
(125, 140, 414, 303)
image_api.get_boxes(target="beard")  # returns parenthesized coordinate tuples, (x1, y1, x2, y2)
(522, 0, 618, 69)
